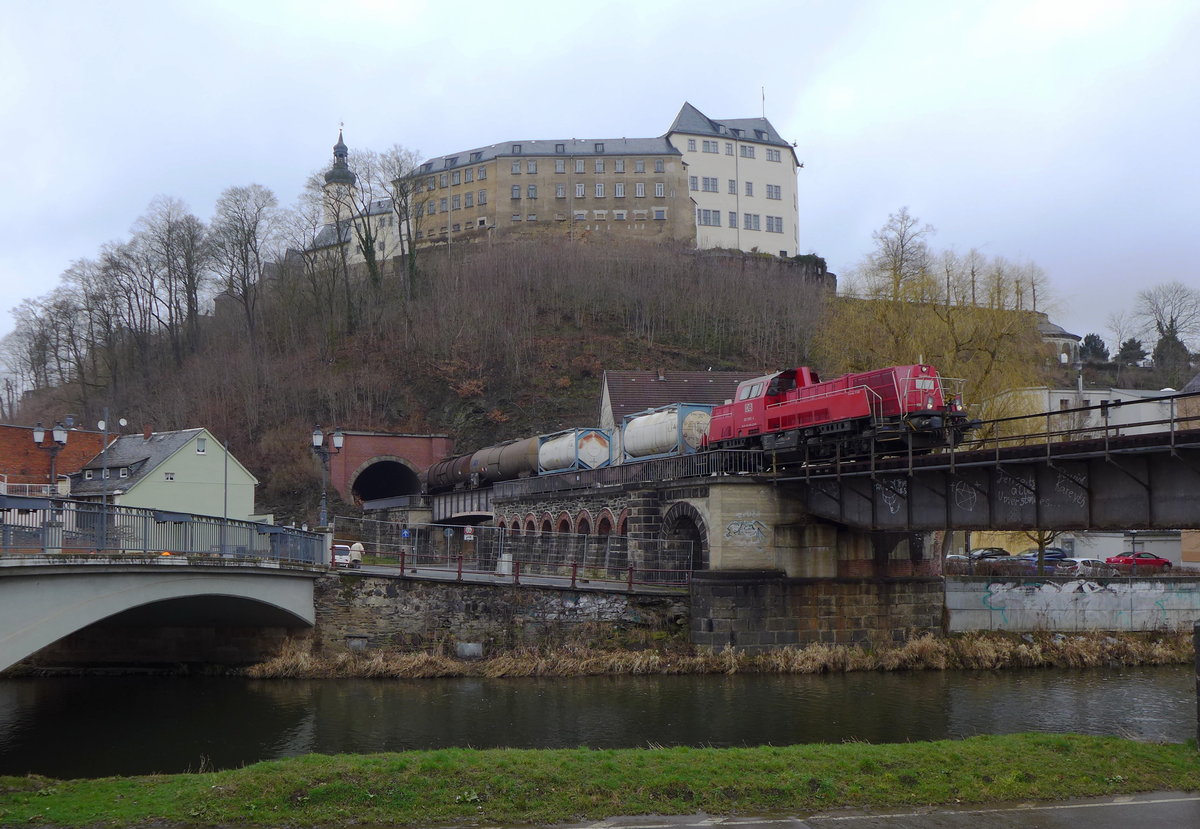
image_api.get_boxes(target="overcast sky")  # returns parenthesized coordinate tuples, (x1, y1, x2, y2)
(1, 0, 1197, 354)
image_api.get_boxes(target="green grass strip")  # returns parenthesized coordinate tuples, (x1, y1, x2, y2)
(2, 734, 1198, 826)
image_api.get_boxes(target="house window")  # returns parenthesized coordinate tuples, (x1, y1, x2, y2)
(635, 159, 645, 173)
(687, 138, 697, 151)
(511, 185, 521, 199)
(766, 184, 781, 199)
(635, 182, 645, 197)
(512, 144, 522, 154)
(511, 160, 521, 174)
(702, 177, 718, 192)
(464, 192, 474, 207)
(653, 208, 666, 220)
(555, 183, 566, 198)
(477, 167, 487, 180)
(451, 170, 461, 185)
(654, 182, 664, 197)
(464, 168, 473, 183)
(745, 181, 754, 197)
(164, 472, 175, 482)
(425, 178, 435, 191)
(576, 183, 585, 198)
(555, 159, 566, 173)
(452, 223, 460, 232)
(478, 190, 487, 205)
(555, 143, 565, 153)
(740, 145, 756, 159)
(725, 142, 734, 155)
(594, 159, 604, 173)
(729, 211, 737, 227)
(614, 182, 625, 198)
(575, 159, 585, 173)
(689, 175, 698, 191)
(766, 148, 782, 162)
(594, 142, 604, 153)
(595, 182, 605, 198)
(614, 209, 627, 220)
(439, 174, 448, 187)
(743, 213, 761, 231)
(527, 160, 537, 174)
(452, 194, 461, 209)
(527, 214, 537, 222)
(85, 470, 93, 480)
(593, 210, 607, 220)
(573, 210, 587, 220)
(512, 213, 522, 221)
(697, 208, 721, 226)
(527, 184, 537, 199)
(654, 159, 664, 172)
(766, 216, 783, 233)
(439, 197, 447, 211)
(614, 159, 625, 173)
(196, 437, 206, 454)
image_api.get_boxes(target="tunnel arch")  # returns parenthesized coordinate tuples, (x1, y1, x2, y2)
(662, 501, 709, 570)
(349, 456, 422, 503)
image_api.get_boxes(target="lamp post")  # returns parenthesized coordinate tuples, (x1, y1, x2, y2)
(310, 425, 344, 528)
(32, 421, 68, 495)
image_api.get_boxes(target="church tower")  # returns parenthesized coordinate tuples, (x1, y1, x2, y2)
(322, 129, 358, 224)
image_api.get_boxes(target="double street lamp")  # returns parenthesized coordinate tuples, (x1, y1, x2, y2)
(311, 426, 344, 528)
(32, 422, 69, 495)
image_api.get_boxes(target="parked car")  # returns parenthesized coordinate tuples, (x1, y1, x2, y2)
(1056, 557, 1119, 577)
(1105, 552, 1172, 571)
(332, 544, 362, 569)
(1016, 547, 1070, 561)
(968, 547, 1010, 560)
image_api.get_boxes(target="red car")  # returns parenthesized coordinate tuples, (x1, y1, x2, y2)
(1105, 552, 1172, 571)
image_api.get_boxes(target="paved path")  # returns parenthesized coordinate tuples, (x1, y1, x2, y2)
(542, 792, 1200, 828)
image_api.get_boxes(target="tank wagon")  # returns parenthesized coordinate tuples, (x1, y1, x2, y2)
(423, 363, 976, 493)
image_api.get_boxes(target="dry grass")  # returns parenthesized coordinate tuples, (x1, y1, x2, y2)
(244, 630, 1195, 679)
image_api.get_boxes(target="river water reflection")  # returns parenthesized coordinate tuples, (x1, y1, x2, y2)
(1, 665, 1193, 779)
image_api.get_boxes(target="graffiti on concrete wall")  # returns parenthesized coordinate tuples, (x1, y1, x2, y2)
(724, 516, 767, 544)
(947, 578, 1200, 631)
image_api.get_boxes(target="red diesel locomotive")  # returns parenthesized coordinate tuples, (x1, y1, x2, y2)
(703, 364, 975, 459)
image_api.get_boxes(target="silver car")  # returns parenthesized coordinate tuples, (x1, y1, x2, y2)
(1056, 557, 1119, 577)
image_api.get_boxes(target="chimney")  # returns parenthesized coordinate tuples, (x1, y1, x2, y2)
(657, 367, 665, 381)
(143, 424, 152, 440)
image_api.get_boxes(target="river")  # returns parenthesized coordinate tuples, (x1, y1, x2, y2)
(1, 665, 1193, 779)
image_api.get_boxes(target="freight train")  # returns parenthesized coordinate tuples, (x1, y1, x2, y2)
(424, 364, 976, 493)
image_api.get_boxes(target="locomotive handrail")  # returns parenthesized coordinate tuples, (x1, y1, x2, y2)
(763, 382, 885, 421)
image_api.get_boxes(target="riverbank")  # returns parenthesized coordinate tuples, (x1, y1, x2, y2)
(242, 629, 1194, 679)
(2, 734, 1197, 826)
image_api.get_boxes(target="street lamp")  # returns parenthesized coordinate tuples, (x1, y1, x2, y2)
(32, 421, 69, 495)
(310, 425, 344, 528)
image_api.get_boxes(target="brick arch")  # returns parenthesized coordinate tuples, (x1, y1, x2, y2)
(595, 509, 616, 536)
(524, 515, 538, 535)
(540, 512, 554, 534)
(556, 511, 573, 534)
(661, 501, 709, 570)
(575, 509, 593, 535)
(347, 454, 422, 504)
(496, 518, 507, 530)
(508, 514, 523, 534)
(615, 508, 631, 536)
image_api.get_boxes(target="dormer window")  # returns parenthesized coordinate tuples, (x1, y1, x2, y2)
(165, 472, 175, 482)
(555, 143, 565, 153)
(470, 151, 482, 162)
(594, 142, 604, 153)
(511, 144, 522, 154)
(84, 470, 93, 480)
(196, 437, 206, 454)
(119, 468, 128, 478)
(446, 156, 458, 167)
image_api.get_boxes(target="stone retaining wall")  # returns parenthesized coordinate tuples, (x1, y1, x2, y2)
(689, 571, 943, 650)
(311, 573, 687, 654)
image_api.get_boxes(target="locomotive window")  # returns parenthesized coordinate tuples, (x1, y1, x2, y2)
(739, 382, 763, 400)
(914, 378, 936, 390)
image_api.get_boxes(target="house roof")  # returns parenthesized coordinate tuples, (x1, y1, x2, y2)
(665, 101, 791, 147)
(72, 428, 206, 495)
(417, 136, 681, 175)
(601, 370, 759, 424)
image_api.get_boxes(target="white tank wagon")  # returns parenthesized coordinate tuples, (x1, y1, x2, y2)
(538, 428, 614, 474)
(621, 403, 713, 462)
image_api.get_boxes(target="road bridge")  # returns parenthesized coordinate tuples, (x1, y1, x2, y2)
(0, 556, 320, 672)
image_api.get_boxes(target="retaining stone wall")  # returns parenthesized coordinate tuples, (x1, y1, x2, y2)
(311, 573, 687, 654)
(492, 491, 633, 533)
(690, 571, 943, 650)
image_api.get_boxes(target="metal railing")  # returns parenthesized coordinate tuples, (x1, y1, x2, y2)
(0, 496, 324, 566)
(333, 517, 693, 590)
(0, 475, 55, 497)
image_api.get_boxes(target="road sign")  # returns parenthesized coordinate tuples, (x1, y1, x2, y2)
(401, 529, 411, 539)
(443, 528, 453, 538)
(464, 527, 475, 539)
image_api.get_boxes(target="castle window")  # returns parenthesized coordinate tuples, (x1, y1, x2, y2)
(512, 144, 522, 154)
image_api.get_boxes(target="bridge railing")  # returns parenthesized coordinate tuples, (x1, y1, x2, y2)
(0, 496, 324, 566)
(333, 517, 693, 589)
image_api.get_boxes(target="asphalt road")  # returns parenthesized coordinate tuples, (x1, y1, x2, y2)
(541, 792, 1200, 828)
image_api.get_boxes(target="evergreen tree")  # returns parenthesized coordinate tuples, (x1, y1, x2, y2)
(1116, 338, 1147, 365)
(1080, 333, 1109, 363)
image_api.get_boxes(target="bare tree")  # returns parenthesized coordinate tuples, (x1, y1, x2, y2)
(1135, 281, 1200, 349)
(210, 184, 280, 345)
(866, 206, 934, 300)
(375, 144, 425, 305)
